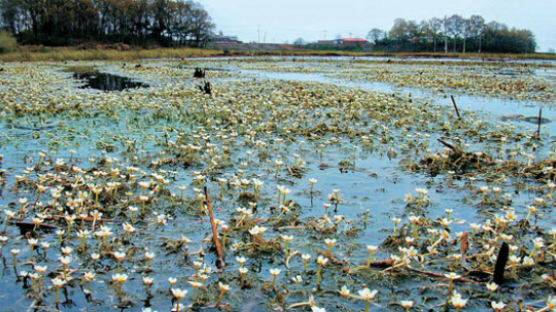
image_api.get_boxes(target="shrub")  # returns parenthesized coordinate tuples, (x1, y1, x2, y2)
(0, 31, 19, 53)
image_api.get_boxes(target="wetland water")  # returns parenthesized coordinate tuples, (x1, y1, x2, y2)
(0, 57, 554, 311)
(74, 71, 148, 91)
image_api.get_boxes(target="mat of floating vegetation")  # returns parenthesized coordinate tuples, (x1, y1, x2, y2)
(409, 149, 494, 175)
(410, 145, 555, 181)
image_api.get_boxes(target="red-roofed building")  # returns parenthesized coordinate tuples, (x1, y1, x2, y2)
(341, 38, 369, 46)
(313, 38, 371, 51)
(332, 38, 369, 47)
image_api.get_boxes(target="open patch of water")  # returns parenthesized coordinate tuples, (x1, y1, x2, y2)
(74, 71, 148, 91)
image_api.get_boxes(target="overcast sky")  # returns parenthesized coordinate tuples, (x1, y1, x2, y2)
(201, 0, 555, 52)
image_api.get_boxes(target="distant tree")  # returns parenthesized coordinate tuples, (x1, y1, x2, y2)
(442, 16, 449, 53)
(430, 17, 443, 52)
(462, 18, 474, 53)
(355, 14, 535, 54)
(446, 14, 464, 52)
(419, 17, 441, 52)
(487, 21, 507, 32)
(366, 28, 384, 44)
(0, 0, 214, 46)
(188, 3, 214, 47)
(468, 15, 485, 52)
(389, 18, 408, 40)
(293, 37, 305, 45)
(406, 20, 419, 38)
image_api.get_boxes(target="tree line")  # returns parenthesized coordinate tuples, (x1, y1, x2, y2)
(0, 0, 215, 47)
(367, 14, 536, 53)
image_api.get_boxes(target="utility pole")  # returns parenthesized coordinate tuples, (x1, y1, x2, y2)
(257, 25, 260, 43)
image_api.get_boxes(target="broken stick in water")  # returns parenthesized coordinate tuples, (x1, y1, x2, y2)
(536, 107, 542, 139)
(204, 186, 224, 267)
(493, 242, 509, 284)
(450, 95, 462, 121)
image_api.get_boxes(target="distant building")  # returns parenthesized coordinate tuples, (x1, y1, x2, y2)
(211, 35, 242, 44)
(316, 38, 369, 48)
(317, 40, 336, 46)
(338, 38, 369, 47)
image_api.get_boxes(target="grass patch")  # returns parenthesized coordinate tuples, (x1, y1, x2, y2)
(0, 45, 555, 62)
(0, 46, 223, 62)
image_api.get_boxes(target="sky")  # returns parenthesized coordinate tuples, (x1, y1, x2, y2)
(201, 0, 555, 52)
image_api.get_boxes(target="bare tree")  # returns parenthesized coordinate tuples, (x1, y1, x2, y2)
(469, 15, 485, 53)
(293, 37, 305, 45)
(366, 28, 384, 44)
(429, 17, 442, 52)
(443, 16, 448, 53)
(389, 18, 408, 40)
(420, 17, 441, 52)
(446, 14, 464, 52)
(462, 18, 474, 53)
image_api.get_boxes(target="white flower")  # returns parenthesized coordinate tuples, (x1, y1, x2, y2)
(83, 272, 96, 281)
(238, 267, 248, 275)
(358, 288, 378, 300)
(218, 282, 230, 292)
(444, 272, 461, 280)
(122, 222, 135, 233)
(142, 276, 154, 285)
(236, 256, 247, 265)
(522, 256, 535, 266)
(51, 278, 66, 288)
(145, 251, 155, 260)
(248, 225, 267, 236)
(316, 255, 328, 265)
(400, 300, 414, 308)
(366, 245, 378, 252)
(491, 301, 505, 311)
(269, 268, 281, 276)
(532, 237, 545, 249)
(113, 251, 125, 261)
(281, 235, 293, 242)
(112, 273, 128, 283)
(486, 282, 498, 292)
(451, 295, 468, 308)
(171, 288, 187, 299)
(339, 285, 350, 297)
(415, 188, 428, 195)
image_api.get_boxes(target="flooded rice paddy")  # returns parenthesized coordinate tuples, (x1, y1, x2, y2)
(0, 56, 554, 311)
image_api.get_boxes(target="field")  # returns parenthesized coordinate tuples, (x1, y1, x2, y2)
(0, 56, 554, 311)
